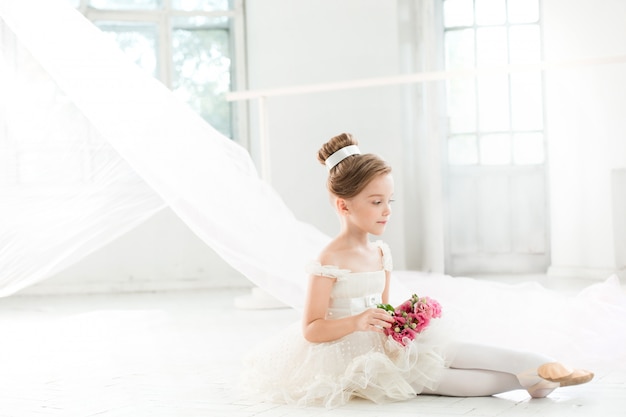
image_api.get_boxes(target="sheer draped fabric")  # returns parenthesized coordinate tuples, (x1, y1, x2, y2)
(0, 0, 328, 303)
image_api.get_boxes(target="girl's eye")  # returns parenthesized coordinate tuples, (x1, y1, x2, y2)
(373, 199, 394, 205)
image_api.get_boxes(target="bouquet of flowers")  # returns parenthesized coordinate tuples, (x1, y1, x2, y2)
(377, 294, 443, 346)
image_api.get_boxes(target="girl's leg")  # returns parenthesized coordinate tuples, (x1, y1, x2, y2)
(446, 342, 554, 375)
(421, 368, 520, 397)
(433, 342, 559, 397)
(423, 343, 593, 398)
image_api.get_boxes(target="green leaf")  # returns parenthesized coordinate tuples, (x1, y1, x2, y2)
(376, 303, 395, 313)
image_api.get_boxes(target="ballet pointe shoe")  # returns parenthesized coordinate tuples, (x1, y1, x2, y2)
(517, 369, 560, 398)
(518, 362, 594, 399)
(526, 381, 560, 399)
(538, 362, 594, 387)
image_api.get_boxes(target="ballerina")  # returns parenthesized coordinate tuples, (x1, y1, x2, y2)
(242, 133, 593, 408)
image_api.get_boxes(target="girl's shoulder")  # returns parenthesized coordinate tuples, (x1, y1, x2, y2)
(306, 240, 393, 279)
(305, 261, 351, 280)
(306, 242, 352, 280)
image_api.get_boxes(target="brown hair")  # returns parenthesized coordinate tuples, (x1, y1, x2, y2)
(317, 133, 391, 199)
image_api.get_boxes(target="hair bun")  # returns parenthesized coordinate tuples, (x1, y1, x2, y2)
(316, 133, 391, 199)
(317, 133, 358, 166)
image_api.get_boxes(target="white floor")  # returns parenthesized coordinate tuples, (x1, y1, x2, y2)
(0, 276, 624, 417)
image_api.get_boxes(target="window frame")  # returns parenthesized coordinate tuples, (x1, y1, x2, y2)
(75, 0, 248, 143)
(442, 0, 546, 167)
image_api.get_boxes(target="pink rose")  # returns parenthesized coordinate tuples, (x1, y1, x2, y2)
(399, 300, 413, 313)
(384, 294, 443, 346)
(415, 313, 431, 332)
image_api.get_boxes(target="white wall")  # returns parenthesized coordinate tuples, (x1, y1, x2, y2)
(543, 0, 626, 278)
(28, 0, 626, 295)
(246, 0, 626, 279)
(245, 0, 407, 266)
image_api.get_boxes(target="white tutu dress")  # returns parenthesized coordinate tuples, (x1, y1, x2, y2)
(241, 241, 451, 408)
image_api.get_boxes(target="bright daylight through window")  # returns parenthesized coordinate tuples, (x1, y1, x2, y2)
(73, 0, 240, 138)
(443, 0, 544, 166)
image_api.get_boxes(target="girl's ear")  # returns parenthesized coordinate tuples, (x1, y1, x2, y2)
(336, 198, 349, 215)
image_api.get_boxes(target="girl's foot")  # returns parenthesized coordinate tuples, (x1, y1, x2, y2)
(525, 379, 560, 398)
(517, 369, 560, 398)
(538, 362, 594, 387)
(517, 362, 594, 398)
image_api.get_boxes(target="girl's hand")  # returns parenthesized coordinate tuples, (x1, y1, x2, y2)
(354, 308, 395, 333)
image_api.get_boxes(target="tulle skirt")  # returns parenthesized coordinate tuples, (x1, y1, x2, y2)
(241, 318, 452, 408)
(241, 273, 626, 408)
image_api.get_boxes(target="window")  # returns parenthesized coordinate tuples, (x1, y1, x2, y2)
(76, 0, 244, 138)
(443, 0, 544, 166)
(1, 0, 244, 188)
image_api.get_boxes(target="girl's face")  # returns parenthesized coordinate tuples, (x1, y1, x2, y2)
(343, 173, 394, 236)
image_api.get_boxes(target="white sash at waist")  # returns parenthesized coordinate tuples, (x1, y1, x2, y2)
(327, 294, 382, 318)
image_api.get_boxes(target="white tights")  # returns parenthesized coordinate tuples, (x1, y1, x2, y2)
(422, 342, 555, 397)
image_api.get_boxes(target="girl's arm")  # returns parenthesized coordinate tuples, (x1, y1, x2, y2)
(301, 274, 393, 343)
(382, 270, 391, 304)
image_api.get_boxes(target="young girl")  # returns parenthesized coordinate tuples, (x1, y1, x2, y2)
(242, 133, 593, 408)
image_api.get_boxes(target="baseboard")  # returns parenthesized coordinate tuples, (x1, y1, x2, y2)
(15, 276, 253, 296)
(547, 265, 618, 281)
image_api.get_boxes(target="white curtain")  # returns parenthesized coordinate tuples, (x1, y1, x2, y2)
(0, 0, 329, 304)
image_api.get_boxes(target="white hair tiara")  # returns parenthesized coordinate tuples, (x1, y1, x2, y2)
(325, 145, 361, 171)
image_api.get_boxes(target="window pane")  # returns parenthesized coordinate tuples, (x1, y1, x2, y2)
(95, 22, 158, 77)
(445, 29, 474, 70)
(172, 0, 230, 11)
(449, 135, 478, 165)
(513, 133, 544, 164)
(510, 72, 543, 130)
(475, 0, 506, 25)
(443, 0, 474, 28)
(172, 17, 232, 137)
(477, 75, 509, 131)
(445, 28, 475, 133)
(476, 27, 508, 66)
(447, 79, 476, 133)
(90, 0, 160, 10)
(480, 134, 511, 165)
(508, 0, 539, 24)
(509, 25, 541, 64)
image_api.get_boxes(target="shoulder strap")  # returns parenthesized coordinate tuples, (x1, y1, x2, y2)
(305, 261, 350, 280)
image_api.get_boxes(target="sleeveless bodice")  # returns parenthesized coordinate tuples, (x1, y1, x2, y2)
(326, 270, 385, 318)
(306, 240, 392, 318)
